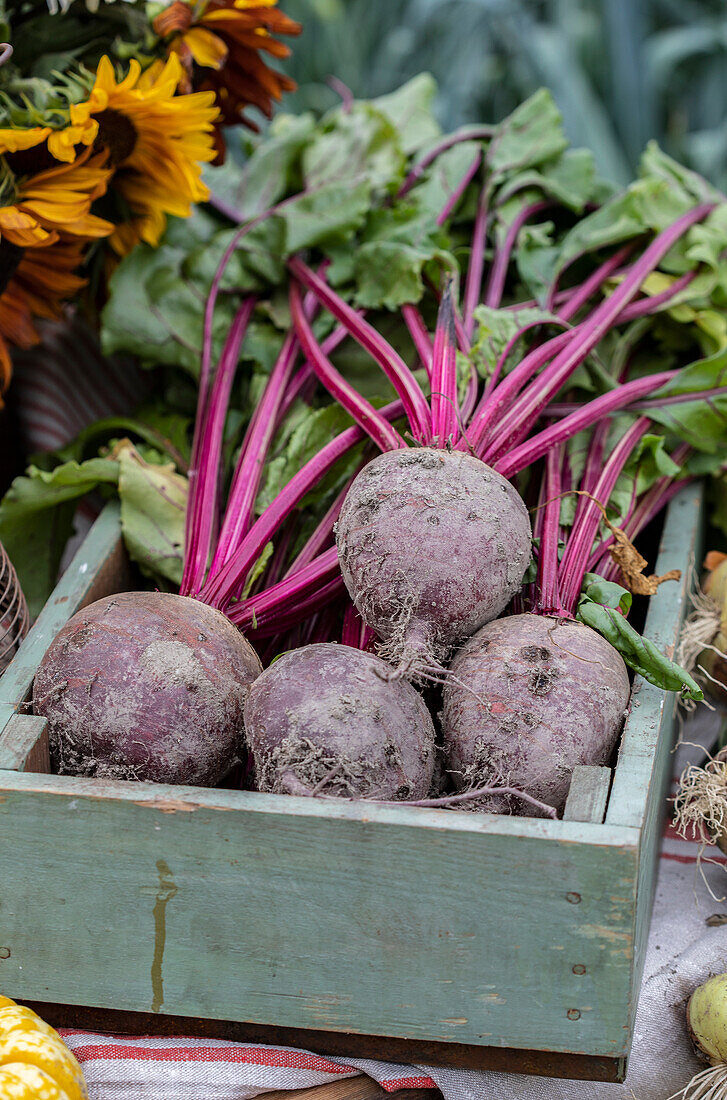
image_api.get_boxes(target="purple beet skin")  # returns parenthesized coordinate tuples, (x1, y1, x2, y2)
(442, 613, 631, 816)
(244, 642, 436, 799)
(335, 448, 532, 674)
(34, 591, 262, 785)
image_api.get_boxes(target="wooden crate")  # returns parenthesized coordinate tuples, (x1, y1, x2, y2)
(0, 484, 704, 1081)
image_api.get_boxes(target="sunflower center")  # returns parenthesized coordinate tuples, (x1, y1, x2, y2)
(0, 240, 24, 297)
(94, 109, 137, 166)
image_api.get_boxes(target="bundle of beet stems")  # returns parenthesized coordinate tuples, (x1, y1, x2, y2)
(34, 112, 727, 814)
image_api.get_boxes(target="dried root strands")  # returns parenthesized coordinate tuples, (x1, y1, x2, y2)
(674, 750, 727, 856)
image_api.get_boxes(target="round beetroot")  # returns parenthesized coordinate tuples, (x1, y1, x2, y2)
(33, 591, 262, 785)
(442, 613, 631, 816)
(335, 448, 531, 676)
(244, 642, 436, 799)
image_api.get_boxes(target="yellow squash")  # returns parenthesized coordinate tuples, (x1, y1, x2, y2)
(0, 996, 88, 1100)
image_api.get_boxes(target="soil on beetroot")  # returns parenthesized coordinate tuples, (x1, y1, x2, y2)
(442, 614, 631, 816)
(33, 591, 262, 786)
(244, 641, 436, 799)
(335, 448, 532, 676)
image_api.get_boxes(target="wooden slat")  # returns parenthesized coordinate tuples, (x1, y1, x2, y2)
(607, 482, 704, 829)
(563, 767, 611, 824)
(0, 769, 638, 1058)
(21, 1001, 626, 1080)
(605, 482, 705, 1074)
(0, 715, 49, 773)
(0, 503, 126, 733)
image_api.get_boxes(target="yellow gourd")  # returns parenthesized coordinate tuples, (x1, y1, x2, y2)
(0, 996, 88, 1100)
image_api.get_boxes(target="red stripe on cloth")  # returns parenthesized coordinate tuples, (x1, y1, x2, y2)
(69, 1042, 355, 1073)
(380, 1076, 437, 1091)
(661, 850, 727, 866)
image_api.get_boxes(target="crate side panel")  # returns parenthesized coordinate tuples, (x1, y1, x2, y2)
(606, 481, 704, 1054)
(607, 483, 704, 829)
(0, 503, 125, 733)
(0, 776, 637, 1056)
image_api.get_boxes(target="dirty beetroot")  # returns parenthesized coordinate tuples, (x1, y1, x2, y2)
(335, 448, 532, 676)
(442, 615, 631, 815)
(34, 592, 262, 786)
(244, 642, 436, 799)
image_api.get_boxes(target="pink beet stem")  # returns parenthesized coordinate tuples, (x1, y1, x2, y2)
(557, 418, 651, 613)
(397, 126, 495, 199)
(289, 256, 432, 442)
(538, 444, 567, 616)
(182, 297, 256, 596)
(436, 148, 482, 227)
(401, 304, 433, 379)
(495, 369, 675, 479)
(463, 186, 489, 338)
(482, 203, 713, 464)
(290, 279, 405, 452)
(430, 278, 459, 444)
(199, 400, 404, 609)
(554, 244, 634, 320)
(484, 201, 552, 308)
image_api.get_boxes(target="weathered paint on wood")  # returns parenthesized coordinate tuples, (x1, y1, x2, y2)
(0, 768, 638, 1055)
(606, 482, 705, 1054)
(0, 715, 49, 773)
(0, 503, 127, 732)
(563, 767, 611, 824)
(0, 486, 704, 1073)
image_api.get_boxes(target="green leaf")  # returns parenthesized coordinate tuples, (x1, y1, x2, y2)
(486, 89, 569, 185)
(282, 179, 372, 252)
(412, 141, 482, 223)
(643, 345, 727, 454)
(240, 541, 274, 600)
(257, 403, 360, 515)
(204, 113, 316, 221)
(580, 573, 632, 614)
(303, 103, 406, 194)
(369, 74, 441, 155)
(496, 148, 597, 212)
(117, 444, 188, 587)
(576, 579, 703, 701)
(470, 304, 563, 380)
(0, 458, 119, 616)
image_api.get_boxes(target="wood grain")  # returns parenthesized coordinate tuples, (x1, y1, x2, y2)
(0, 714, 49, 773)
(563, 767, 611, 824)
(0, 768, 638, 1057)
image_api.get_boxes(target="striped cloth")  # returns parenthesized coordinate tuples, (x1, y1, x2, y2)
(51, 709, 726, 1100)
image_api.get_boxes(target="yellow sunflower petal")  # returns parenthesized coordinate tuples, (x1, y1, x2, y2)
(46, 119, 99, 164)
(0, 128, 50, 155)
(184, 26, 228, 68)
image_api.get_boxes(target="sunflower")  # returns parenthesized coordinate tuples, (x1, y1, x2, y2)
(0, 133, 114, 396)
(69, 54, 219, 253)
(153, 0, 301, 157)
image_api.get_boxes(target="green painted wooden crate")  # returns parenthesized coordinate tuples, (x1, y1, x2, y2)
(0, 483, 704, 1081)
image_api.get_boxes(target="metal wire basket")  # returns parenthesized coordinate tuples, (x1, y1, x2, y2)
(0, 540, 29, 674)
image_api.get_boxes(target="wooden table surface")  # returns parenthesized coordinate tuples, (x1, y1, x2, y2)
(261, 1078, 441, 1100)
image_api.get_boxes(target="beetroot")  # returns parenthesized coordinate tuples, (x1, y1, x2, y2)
(244, 642, 436, 799)
(34, 591, 261, 786)
(442, 613, 630, 816)
(335, 448, 532, 676)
